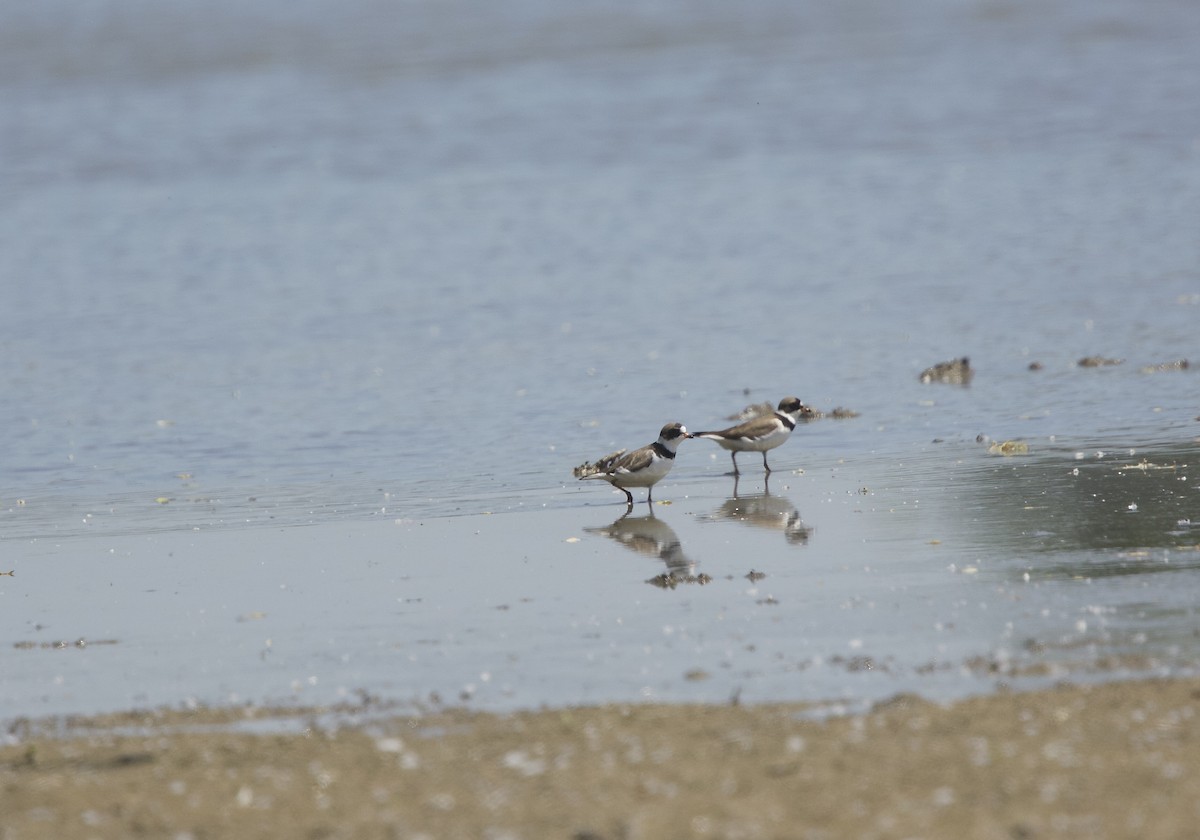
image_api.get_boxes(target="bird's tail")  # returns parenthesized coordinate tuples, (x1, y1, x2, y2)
(573, 449, 627, 479)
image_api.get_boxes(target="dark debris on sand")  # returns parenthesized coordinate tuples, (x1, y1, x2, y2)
(919, 356, 973, 385)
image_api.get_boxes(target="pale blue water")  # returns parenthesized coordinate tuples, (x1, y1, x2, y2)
(2, 0, 1199, 719)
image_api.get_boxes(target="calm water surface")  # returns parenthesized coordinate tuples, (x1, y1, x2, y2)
(2, 0, 1199, 718)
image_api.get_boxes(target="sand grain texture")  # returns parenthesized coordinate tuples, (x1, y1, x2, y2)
(3, 677, 1199, 839)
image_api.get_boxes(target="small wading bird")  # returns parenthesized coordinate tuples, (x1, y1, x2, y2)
(693, 396, 808, 475)
(573, 423, 692, 506)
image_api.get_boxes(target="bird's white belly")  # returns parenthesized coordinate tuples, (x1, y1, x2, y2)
(714, 427, 790, 453)
(610, 456, 672, 488)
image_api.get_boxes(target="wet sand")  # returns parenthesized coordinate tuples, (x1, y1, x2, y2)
(4, 676, 1198, 839)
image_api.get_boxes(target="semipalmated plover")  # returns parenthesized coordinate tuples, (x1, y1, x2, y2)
(694, 397, 807, 475)
(573, 422, 692, 506)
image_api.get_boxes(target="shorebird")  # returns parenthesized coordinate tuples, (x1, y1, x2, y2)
(694, 397, 807, 475)
(573, 422, 692, 506)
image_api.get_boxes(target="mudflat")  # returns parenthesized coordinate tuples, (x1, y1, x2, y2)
(4, 676, 1198, 839)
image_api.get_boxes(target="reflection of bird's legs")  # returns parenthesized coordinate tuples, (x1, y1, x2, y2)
(763, 472, 771, 494)
(731, 452, 740, 475)
(762, 452, 772, 473)
(731, 473, 741, 498)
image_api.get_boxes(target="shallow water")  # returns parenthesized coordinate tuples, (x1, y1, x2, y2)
(5, 442, 1198, 718)
(2, 0, 1200, 718)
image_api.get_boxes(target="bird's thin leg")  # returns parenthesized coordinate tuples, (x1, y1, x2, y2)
(621, 488, 634, 506)
(731, 452, 740, 476)
(646, 487, 654, 505)
(762, 452, 772, 473)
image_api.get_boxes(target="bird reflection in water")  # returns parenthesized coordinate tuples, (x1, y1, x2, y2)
(585, 511, 710, 587)
(706, 476, 811, 545)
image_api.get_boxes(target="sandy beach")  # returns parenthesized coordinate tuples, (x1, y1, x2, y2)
(4, 675, 1199, 839)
